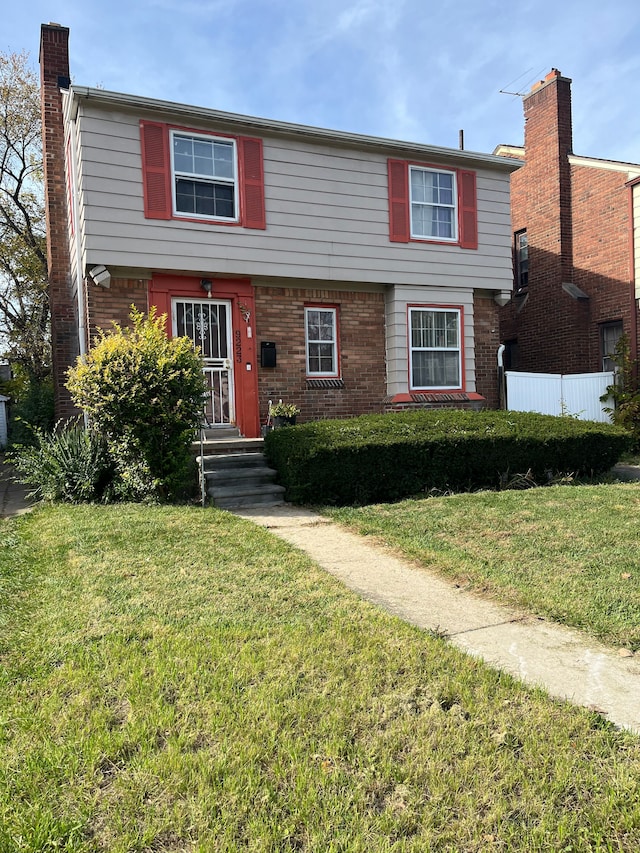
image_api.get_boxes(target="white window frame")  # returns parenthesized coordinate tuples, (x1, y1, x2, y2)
(305, 306, 339, 378)
(600, 321, 623, 372)
(409, 306, 462, 390)
(515, 229, 529, 291)
(409, 165, 458, 242)
(170, 129, 239, 222)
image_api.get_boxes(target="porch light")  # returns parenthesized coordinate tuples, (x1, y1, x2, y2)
(201, 279, 213, 298)
(88, 264, 111, 288)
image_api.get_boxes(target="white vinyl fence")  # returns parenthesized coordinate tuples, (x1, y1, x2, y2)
(505, 371, 614, 422)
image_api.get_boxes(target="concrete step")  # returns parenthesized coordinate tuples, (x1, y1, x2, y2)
(206, 466, 278, 485)
(193, 437, 264, 454)
(200, 426, 241, 440)
(198, 451, 268, 472)
(209, 482, 286, 509)
(197, 448, 286, 509)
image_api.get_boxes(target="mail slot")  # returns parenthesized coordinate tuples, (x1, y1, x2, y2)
(260, 341, 276, 368)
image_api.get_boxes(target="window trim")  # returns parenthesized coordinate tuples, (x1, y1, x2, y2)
(407, 304, 464, 392)
(600, 320, 623, 372)
(514, 229, 528, 291)
(140, 120, 266, 229)
(409, 165, 458, 243)
(170, 128, 239, 223)
(304, 304, 340, 379)
(387, 159, 477, 249)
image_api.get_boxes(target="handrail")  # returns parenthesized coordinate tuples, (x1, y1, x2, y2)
(199, 423, 206, 507)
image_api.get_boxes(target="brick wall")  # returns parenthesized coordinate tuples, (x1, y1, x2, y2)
(473, 293, 501, 407)
(40, 24, 78, 417)
(254, 286, 386, 423)
(86, 278, 149, 344)
(571, 164, 632, 369)
(499, 69, 637, 375)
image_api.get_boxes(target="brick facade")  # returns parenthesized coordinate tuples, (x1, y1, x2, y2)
(41, 23, 512, 436)
(86, 278, 150, 344)
(473, 293, 501, 408)
(40, 24, 78, 417)
(499, 69, 637, 375)
(254, 286, 386, 424)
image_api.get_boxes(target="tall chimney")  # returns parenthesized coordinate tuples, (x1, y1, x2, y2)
(40, 23, 78, 418)
(522, 68, 574, 284)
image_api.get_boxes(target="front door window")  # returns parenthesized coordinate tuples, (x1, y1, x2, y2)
(172, 299, 234, 426)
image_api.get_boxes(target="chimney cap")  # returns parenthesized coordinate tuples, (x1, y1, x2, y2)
(529, 68, 572, 96)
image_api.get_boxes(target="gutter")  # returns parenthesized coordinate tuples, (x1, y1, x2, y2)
(69, 86, 523, 173)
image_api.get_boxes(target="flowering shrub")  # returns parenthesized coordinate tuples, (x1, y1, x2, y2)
(66, 307, 206, 501)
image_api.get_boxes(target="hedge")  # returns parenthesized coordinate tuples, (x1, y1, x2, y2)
(264, 410, 632, 505)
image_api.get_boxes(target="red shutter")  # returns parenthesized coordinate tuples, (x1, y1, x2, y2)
(140, 121, 171, 219)
(239, 137, 266, 229)
(388, 159, 410, 242)
(458, 169, 478, 250)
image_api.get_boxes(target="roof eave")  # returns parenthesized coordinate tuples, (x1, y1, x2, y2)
(70, 85, 523, 172)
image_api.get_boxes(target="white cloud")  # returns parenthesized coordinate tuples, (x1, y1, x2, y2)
(5, 0, 640, 162)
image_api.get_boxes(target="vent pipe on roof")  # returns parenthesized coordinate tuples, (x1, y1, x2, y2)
(459, 129, 464, 150)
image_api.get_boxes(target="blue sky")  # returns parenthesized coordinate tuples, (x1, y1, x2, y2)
(4, 0, 640, 162)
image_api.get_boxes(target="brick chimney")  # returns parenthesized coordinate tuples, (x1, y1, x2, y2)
(40, 23, 78, 418)
(522, 69, 574, 285)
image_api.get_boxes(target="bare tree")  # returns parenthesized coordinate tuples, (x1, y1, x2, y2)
(0, 50, 50, 381)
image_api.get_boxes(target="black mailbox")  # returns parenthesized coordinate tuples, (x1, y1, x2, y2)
(260, 341, 277, 368)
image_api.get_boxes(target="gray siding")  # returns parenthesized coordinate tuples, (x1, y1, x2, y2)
(70, 104, 513, 290)
(385, 286, 477, 396)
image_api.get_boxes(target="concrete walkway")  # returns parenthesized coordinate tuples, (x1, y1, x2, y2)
(235, 502, 640, 735)
(0, 458, 33, 519)
(3, 454, 639, 733)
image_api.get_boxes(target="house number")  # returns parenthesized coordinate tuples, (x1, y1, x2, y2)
(235, 329, 242, 363)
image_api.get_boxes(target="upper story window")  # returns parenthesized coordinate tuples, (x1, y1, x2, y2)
(305, 306, 339, 378)
(140, 121, 265, 229)
(410, 166, 457, 241)
(387, 159, 477, 249)
(409, 306, 462, 390)
(515, 230, 528, 290)
(172, 131, 238, 221)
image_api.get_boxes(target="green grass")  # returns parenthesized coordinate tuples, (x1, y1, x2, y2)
(2, 503, 640, 851)
(326, 482, 640, 652)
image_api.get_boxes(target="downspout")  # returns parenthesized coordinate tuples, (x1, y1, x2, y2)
(67, 98, 87, 360)
(497, 344, 506, 409)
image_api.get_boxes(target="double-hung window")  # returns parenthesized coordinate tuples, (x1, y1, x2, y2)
(171, 130, 238, 221)
(410, 166, 457, 241)
(409, 307, 462, 389)
(515, 230, 528, 290)
(601, 321, 623, 372)
(388, 159, 477, 248)
(305, 306, 339, 377)
(140, 121, 265, 228)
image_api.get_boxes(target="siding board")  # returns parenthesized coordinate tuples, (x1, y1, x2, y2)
(75, 106, 514, 292)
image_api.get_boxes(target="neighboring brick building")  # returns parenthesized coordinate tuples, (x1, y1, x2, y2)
(495, 69, 640, 376)
(41, 23, 520, 435)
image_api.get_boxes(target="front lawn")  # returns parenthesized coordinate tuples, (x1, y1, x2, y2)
(327, 482, 640, 651)
(1, 503, 640, 851)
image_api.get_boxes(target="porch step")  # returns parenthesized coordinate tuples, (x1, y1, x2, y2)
(192, 436, 265, 454)
(198, 452, 270, 474)
(201, 426, 241, 441)
(197, 450, 285, 509)
(210, 482, 286, 510)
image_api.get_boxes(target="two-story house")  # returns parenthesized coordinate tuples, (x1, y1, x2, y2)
(41, 24, 520, 438)
(495, 69, 640, 377)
